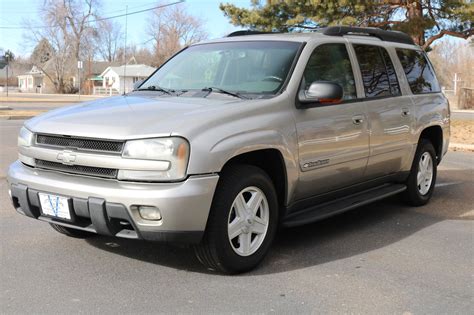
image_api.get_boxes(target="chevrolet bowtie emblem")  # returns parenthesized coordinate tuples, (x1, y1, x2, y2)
(57, 151, 77, 165)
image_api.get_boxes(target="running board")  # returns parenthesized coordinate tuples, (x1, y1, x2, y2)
(283, 184, 407, 228)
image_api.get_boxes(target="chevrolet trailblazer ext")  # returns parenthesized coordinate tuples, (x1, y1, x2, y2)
(8, 27, 449, 273)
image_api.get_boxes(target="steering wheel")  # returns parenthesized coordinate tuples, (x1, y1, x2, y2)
(262, 76, 283, 82)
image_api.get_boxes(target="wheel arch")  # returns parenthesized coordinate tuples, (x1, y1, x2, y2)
(418, 125, 443, 164)
(221, 149, 288, 218)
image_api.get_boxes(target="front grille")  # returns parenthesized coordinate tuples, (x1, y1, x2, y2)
(35, 159, 118, 179)
(36, 134, 124, 153)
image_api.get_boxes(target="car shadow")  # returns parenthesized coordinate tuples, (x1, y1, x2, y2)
(85, 169, 473, 275)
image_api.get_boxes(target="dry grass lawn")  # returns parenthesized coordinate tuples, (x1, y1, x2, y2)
(451, 119, 474, 145)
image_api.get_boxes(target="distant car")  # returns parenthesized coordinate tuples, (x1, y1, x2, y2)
(8, 27, 449, 273)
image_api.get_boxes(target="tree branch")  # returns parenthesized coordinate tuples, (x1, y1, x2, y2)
(423, 30, 474, 50)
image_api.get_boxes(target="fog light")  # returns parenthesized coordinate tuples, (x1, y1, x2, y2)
(138, 206, 162, 221)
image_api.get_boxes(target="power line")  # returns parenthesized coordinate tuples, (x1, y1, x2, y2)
(0, 1, 184, 30)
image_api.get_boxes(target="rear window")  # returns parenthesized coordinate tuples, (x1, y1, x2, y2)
(396, 49, 440, 94)
(353, 44, 401, 98)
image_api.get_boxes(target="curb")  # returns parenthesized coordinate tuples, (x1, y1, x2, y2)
(449, 143, 474, 152)
(0, 115, 35, 120)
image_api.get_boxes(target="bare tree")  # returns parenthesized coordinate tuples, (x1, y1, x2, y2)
(147, 4, 208, 65)
(54, 0, 99, 61)
(25, 15, 72, 93)
(429, 41, 474, 90)
(25, 0, 99, 93)
(93, 20, 123, 62)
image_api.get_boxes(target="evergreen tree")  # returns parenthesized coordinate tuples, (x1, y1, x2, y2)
(220, 0, 473, 50)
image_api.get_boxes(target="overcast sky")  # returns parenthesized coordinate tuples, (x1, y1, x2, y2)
(0, 0, 250, 57)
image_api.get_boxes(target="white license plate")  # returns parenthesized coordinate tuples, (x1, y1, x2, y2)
(38, 193, 71, 220)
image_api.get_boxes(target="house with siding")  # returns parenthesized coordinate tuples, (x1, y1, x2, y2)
(99, 64, 155, 94)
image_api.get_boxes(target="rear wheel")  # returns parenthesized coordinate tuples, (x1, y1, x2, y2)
(49, 223, 96, 238)
(194, 165, 278, 274)
(403, 139, 437, 206)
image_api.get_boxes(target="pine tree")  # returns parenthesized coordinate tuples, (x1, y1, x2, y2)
(220, 0, 473, 50)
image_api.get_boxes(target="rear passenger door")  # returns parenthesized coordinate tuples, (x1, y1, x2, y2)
(351, 44, 414, 178)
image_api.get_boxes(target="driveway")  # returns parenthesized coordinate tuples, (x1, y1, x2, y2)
(1, 120, 473, 314)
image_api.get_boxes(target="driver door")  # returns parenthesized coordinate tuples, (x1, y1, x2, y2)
(293, 43, 370, 200)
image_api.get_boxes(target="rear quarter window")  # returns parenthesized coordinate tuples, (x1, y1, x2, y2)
(353, 44, 401, 98)
(396, 49, 440, 94)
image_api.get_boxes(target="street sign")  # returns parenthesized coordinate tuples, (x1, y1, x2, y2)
(77, 61, 83, 69)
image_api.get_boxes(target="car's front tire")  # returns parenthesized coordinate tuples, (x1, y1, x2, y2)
(49, 223, 96, 238)
(403, 138, 437, 206)
(194, 165, 278, 274)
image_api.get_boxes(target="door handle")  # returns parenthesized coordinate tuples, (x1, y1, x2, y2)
(402, 108, 410, 117)
(352, 115, 364, 125)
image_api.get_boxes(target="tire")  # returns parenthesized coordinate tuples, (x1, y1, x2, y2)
(194, 164, 279, 274)
(402, 138, 437, 206)
(49, 223, 96, 238)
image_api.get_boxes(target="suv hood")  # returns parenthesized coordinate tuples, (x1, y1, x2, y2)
(26, 94, 242, 140)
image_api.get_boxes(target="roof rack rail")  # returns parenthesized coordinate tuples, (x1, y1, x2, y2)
(227, 30, 279, 37)
(323, 26, 415, 45)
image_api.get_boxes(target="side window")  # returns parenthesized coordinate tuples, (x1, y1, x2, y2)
(396, 49, 440, 94)
(302, 44, 356, 100)
(380, 48, 401, 96)
(353, 44, 399, 98)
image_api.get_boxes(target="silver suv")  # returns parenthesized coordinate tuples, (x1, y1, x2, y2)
(8, 27, 449, 273)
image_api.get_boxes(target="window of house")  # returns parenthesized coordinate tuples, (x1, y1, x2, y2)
(353, 44, 401, 98)
(396, 49, 440, 94)
(301, 43, 357, 100)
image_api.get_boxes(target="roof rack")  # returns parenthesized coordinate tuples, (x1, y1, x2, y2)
(323, 26, 415, 45)
(227, 30, 278, 37)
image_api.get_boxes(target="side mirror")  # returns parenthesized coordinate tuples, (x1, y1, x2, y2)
(298, 81, 343, 107)
(133, 80, 144, 90)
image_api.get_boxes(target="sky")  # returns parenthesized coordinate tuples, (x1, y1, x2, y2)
(0, 0, 250, 57)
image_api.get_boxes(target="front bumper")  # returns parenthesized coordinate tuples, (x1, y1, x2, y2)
(7, 161, 219, 243)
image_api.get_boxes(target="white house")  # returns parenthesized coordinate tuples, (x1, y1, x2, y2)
(99, 64, 155, 94)
(17, 66, 45, 92)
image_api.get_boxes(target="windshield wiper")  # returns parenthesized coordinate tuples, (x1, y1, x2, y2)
(202, 87, 248, 99)
(136, 85, 174, 95)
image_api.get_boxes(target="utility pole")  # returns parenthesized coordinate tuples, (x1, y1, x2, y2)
(453, 73, 462, 96)
(78, 60, 83, 99)
(123, 5, 128, 95)
(5, 62, 8, 97)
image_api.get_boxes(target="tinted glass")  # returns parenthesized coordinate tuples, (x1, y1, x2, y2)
(354, 44, 393, 98)
(380, 48, 401, 95)
(396, 49, 440, 94)
(301, 44, 356, 100)
(141, 41, 301, 97)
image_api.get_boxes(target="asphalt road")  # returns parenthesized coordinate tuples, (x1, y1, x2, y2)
(1, 120, 473, 314)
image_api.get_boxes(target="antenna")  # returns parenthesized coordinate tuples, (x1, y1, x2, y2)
(123, 5, 128, 95)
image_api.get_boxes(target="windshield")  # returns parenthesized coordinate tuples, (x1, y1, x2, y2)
(139, 41, 302, 98)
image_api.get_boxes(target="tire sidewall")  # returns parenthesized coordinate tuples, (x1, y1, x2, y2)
(407, 140, 437, 204)
(210, 166, 278, 273)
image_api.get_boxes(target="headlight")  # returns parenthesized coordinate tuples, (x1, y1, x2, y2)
(17, 127, 35, 167)
(18, 127, 34, 147)
(119, 137, 189, 181)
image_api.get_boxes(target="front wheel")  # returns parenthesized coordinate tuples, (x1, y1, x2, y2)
(402, 139, 437, 206)
(194, 165, 278, 274)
